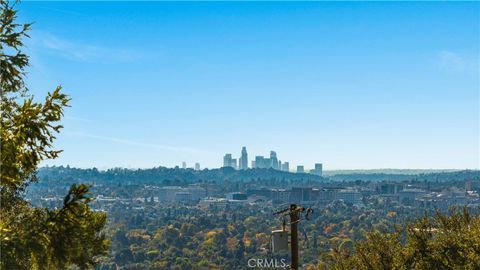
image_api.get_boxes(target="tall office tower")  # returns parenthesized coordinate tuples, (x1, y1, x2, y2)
(282, 162, 290, 172)
(313, 163, 323, 176)
(182, 162, 187, 169)
(264, 158, 271, 168)
(255, 156, 265, 168)
(297, 165, 304, 173)
(251, 161, 256, 168)
(223, 154, 233, 168)
(231, 159, 238, 170)
(195, 163, 200, 171)
(270, 151, 279, 169)
(239, 147, 248, 170)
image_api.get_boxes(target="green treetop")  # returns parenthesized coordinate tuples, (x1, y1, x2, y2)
(1, 1, 109, 269)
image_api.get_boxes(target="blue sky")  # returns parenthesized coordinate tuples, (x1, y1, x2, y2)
(19, 1, 479, 170)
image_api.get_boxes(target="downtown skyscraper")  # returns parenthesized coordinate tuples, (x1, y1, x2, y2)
(222, 147, 321, 174)
(223, 153, 237, 169)
(239, 147, 248, 170)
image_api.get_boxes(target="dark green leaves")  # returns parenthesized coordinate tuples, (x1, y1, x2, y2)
(0, 1, 109, 269)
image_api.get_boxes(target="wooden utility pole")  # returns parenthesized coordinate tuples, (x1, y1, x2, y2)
(274, 203, 311, 270)
(290, 204, 300, 270)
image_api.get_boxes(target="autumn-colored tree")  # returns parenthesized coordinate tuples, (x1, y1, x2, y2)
(320, 207, 480, 270)
(0, 1, 109, 269)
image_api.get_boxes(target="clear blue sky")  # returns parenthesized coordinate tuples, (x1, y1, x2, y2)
(19, 1, 479, 170)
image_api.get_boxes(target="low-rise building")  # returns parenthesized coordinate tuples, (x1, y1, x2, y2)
(337, 188, 362, 205)
(398, 188, 426, 205)
(271, 189, 291, 203)
(199, 197, 228, 209)
(159, 186, 206, 202)
(226, 192, 248, 201)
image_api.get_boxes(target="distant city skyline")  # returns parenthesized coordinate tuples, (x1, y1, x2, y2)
(224, 147, 302, 172)
(20, 2, 479, 170)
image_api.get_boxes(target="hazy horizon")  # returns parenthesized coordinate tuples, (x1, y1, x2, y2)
(21, 2, 479, 170)
(39, 164, 477, 173)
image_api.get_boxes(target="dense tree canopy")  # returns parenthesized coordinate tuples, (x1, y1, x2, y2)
(0, 1, 109, 269)
(321, 207, 480, 270)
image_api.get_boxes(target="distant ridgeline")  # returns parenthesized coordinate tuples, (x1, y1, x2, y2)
(36, 166, 325, 187)
(329, 170, 480, 182)
(35, 166, 479, 187)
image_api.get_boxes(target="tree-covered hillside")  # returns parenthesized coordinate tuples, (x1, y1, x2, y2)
(37, 166, 326, 186)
